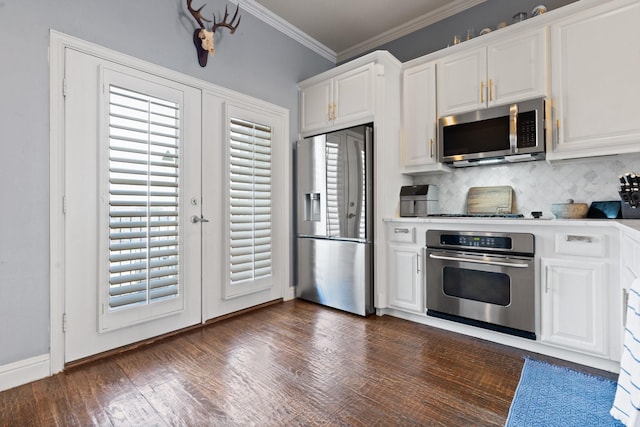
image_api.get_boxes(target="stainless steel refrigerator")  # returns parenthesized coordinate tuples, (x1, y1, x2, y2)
(295, 124, 374, 316)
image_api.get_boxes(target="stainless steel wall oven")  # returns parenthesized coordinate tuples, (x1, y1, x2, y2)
(425, 230, 536, 339)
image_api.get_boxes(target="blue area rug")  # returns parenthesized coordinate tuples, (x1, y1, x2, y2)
(505, 358, 623, 426)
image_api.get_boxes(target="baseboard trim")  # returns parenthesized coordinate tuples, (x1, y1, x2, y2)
(66, 299, 284, 370)
(0, 354, 50, 392)
(204, 299, 283, 325)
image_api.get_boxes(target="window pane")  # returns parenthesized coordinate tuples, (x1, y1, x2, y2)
(229, 117, 272, 285)
(108, 85, 180, 310)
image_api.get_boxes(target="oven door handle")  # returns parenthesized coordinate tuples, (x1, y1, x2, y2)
(428, 253, 530, 268)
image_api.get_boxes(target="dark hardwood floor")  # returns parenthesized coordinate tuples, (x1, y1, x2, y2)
(1, 300, 617, 426)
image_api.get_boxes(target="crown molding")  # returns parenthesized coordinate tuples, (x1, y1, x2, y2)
(237, 0, 337, 63)
(238, 0, 487, 64)
(337, 0, 487, 62)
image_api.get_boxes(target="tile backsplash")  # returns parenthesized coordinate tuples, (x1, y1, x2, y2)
(414, 153, 640, 217)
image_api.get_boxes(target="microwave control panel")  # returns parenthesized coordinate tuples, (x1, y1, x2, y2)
(517, 110, 538, 148)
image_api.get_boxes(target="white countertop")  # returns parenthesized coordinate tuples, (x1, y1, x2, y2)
(384, 216, 640, 236)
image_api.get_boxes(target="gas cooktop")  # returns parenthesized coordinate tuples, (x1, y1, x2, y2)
(427, 213, 525, 218)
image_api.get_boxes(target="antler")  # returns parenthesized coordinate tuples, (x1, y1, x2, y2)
(212, 4, 241, 34)
(186, 0, 212, 29)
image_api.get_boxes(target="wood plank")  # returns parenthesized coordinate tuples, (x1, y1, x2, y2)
(0, 300, 616, 426)
(467, 185, 514, 214)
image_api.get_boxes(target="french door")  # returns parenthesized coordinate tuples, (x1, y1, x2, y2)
(63, 48, 202, 362)
(59, 43, 288, 364)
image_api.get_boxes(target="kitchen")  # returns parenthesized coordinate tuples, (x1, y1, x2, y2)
(1, 0, 640, 423)
(296, 0, 640, 372)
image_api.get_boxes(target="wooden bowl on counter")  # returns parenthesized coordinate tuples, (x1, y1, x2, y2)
(551, 199, 589, 219)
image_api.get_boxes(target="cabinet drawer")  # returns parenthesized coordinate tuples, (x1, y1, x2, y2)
(555, 233, 606, 257)
(389, 226, 416, 243)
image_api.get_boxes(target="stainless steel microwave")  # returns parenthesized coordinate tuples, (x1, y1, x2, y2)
(438, 98, 546, 167)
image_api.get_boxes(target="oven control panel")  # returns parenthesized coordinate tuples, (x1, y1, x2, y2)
(426, 230, 535, 256)
(440, 234, 512, 249)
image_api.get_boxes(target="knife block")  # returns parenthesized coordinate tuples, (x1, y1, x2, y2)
(622, 202, 640, 219)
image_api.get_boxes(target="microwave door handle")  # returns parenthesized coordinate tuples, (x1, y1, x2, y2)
(510, 103, 518, 153)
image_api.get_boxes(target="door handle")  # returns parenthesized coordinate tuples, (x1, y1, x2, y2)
(348, 213, 356, 218)
(428, 253, 530, 268)
(191, 215, 210, 223)
(509, 103, 518, 153)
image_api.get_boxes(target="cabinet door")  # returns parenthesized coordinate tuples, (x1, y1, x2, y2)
(402, 62, 437, 167)
(488, 29, 547, 106)
(300, 79, 332, 134)
(550, 0, 640, 158)
(388, 244, 423, 313)
(437, 48, 486, 116)
(333, 63, 375, 127)
(540, 258, 607, 356)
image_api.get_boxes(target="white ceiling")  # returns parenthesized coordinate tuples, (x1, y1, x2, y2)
(239, 0, 487, 62)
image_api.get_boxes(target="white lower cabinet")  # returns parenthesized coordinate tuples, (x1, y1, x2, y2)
(620, 232, 640, 349)
(383, 220, 625, 369)
(386, 224, 424, 314)
(540, 258, 608, 357)
(388, 244, 423, 313)
(537, 226, 622, 362)
(622, 233, 640, 287)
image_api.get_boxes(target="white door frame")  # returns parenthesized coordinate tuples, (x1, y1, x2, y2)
(50, 31, 291, 375)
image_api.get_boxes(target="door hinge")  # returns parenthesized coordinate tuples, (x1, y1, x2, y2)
(62, 313, 67, 333)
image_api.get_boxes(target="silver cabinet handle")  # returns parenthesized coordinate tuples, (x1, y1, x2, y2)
(545, 265, 550, 293)
(623, 288, 629, 327)
(417, 253, 421, 274)
(566, 235, 593, 243)
(191, 215, 209, 223)
(428, 253, 529, 268)
(394, 228, 410, 234)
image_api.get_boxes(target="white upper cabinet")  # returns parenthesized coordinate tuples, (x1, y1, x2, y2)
(300, 79, 332, 134)
(300, 63, 375, 135)
(437, 28, 548, 116)
(487, 29, 548, 106)
(402, 61, 438, 168)
(548, 0, 640, 160)
(437, 48, 486, 115)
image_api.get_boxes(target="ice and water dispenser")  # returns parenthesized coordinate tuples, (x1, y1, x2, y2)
(303, 192, 322, 222)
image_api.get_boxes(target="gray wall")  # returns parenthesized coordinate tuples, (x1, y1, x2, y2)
(0, 0, 333, 366)
(0, 0, 587, 367)
(351, 0, 578, 63)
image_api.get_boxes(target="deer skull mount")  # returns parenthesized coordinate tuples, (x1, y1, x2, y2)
(186, 0, 241, 67)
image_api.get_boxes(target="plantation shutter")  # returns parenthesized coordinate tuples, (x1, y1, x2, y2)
(229, 117, 272, 286)
(107, 85, 181, 310)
